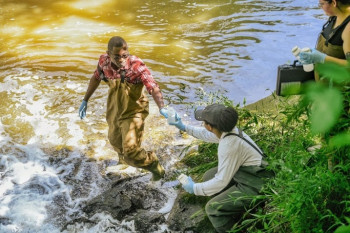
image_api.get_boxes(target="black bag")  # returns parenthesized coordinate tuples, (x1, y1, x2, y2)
(276, 60, 315, 96)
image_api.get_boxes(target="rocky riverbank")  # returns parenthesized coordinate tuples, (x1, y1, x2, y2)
(59, 95, 292, 233)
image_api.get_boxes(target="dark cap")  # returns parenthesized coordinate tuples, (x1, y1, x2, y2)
(195, 103, 238, 132)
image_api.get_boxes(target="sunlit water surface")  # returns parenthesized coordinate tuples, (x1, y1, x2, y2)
(1, 0, 326, 232)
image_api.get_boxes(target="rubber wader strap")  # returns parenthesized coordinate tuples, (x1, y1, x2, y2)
(97, 64, 108, 82)
(323, 15, 350, 46)
(224, 129, 267, 158)
(120, 70, 126, 83)
(97, 65, 126, 83)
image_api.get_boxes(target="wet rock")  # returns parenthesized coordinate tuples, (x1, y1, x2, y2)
(133, 209, 166, 233)
(83, 176, 167, 221)
(61, 216, 98, 232)
(0, 217, 11, 225)
(46, 193, 71, 228)
(167, 191, 215, 233)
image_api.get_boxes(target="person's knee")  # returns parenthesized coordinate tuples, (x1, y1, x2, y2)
(205, 200, 217, 216)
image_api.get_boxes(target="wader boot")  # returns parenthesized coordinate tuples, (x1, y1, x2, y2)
(105, 72, 162, 178)
(143, 160, 165, 181)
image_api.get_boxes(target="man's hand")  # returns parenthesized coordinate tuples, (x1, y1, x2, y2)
(183, 176, 195, 194)
(300, 49, 326, 64)
(159, 108, 168, 118)
(79, 100, 88, 119)
(169, 116, 186, 131)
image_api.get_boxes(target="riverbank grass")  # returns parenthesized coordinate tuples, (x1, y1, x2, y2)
(179, 67, 350, 232)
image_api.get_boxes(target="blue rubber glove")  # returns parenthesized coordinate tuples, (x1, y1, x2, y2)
(183, 176, 195, 194)
(79, 100, 87, 119)
(159, 108, 168, 118)
(299, 49, 326, 64)
(169, 116, 186, 131)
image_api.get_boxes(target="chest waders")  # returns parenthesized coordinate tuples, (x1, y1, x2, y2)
(204, 129, 274, 233)
(315, 17, 350, 139)
(315, 16, 350, 82)
(104, 70, 164, 180)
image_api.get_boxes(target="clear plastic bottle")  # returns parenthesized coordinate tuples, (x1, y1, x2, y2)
(291, 46, 314, 72)
(177, 173, 189, 186)
(167, 107, 177, 124)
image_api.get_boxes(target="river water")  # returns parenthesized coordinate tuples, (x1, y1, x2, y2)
(1, 0, 326, 232)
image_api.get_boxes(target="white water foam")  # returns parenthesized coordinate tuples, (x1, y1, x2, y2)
(0, 73, 189, 232)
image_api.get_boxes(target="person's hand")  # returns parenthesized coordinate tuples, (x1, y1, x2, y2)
(183, 176, 195, 194)
(300, 49, 326, 64)
(169, 116, 186, 131)
(79, 100, 88, 119)
(159, 108, 168, 118)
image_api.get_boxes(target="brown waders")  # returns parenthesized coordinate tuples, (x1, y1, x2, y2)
(203, 165, 273, 233)
(314, 33, 345, 82)
(315, 33, 348, 169)
(105, 77, 164, 180)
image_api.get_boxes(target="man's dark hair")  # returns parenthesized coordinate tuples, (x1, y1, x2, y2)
(108, 36, 127, 51)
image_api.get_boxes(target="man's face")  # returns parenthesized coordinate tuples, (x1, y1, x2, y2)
(108, 46, 129, 68)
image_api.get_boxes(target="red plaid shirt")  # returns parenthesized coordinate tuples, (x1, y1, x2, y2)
(94, 54, 159, 94)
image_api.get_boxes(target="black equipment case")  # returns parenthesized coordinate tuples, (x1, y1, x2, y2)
(276, 60, 315, 96)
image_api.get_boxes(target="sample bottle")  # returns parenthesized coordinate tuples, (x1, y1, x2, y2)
(167, 107, 177, 124)
(291, 46, 314, 72)
(177, 174, 189, 186)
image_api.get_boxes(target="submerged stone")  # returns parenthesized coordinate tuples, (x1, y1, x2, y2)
(83, 176, 167, 220)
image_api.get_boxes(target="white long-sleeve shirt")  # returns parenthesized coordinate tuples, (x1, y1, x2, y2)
(185, 125, 262, 196)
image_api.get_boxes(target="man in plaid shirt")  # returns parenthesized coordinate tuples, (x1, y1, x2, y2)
(79, 36, 169, 181)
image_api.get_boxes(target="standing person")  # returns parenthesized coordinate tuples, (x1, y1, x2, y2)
(169, 104, 273, 232)
(300, 0, 350, 171)
(79, 36, 169, 181)
(300, 0, 350, 81)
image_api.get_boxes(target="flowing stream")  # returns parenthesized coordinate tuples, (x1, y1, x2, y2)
(0, 0, 327, 232)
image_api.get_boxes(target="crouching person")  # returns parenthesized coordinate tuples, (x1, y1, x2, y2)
(169, 103, 274, 232)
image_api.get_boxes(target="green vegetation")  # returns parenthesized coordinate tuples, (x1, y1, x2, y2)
(181, 62, 350, 232)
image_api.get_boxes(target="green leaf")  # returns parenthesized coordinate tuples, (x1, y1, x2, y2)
(329, 132, 350, 148)
(316, 62, 350, 84)
(264, 222, 269, 229)
(334, 225, 350, 233)
(241, 218, 255, 225)
(307, 87, 343, 134)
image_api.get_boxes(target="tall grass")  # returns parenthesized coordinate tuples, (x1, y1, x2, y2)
(182, 62, 350, 232)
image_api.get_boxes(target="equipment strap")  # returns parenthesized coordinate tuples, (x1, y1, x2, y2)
(224, 128, 266, 158)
